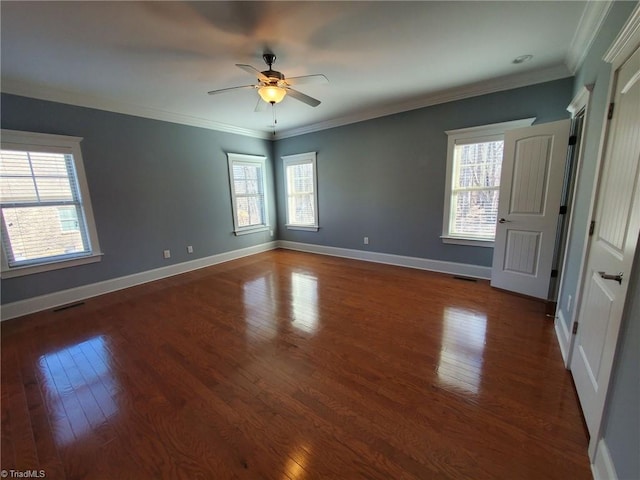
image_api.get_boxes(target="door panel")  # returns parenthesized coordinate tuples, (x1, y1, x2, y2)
(503, 230, 540, 275)
(578, 273, 614, 387)
(597, 91, 639, 253)
(509, 136, 553, 214)
(491, 119, 571, 299)
(571, 45, 640, 439)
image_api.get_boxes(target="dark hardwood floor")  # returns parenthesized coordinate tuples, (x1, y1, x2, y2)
(1, 249, 591, 479)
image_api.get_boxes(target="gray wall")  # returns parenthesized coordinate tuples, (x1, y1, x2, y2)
(1, 94, 275, 304)
(556, 2, 638, 478)
(274, 79, 573, 266)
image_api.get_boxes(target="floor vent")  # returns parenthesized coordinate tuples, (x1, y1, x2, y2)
(453, 276, 477, 282)
(53, 301, 85, 312)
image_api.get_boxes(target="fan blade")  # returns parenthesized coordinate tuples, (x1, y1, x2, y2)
(286, 74, 329, 86)
(207, 84, 256, 95)
(236, 64, 270, 82)
(254, 97, 267, 112)
(285, 88, 321, 107)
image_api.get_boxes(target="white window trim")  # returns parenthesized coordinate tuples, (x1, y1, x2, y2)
(227, 153, 269, 236)
(441, 118, 535, 246)
(1, 129, 102, 278)
(282, 152, 319, 232)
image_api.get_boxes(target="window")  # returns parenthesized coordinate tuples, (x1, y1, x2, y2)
(442, 118, 535, 246)
(227, 153, 269, 235)
(1, 130, 102, 277)
(282, 152, 318, 231)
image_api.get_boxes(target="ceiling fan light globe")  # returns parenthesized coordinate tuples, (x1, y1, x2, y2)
(258, 86, 286, 104)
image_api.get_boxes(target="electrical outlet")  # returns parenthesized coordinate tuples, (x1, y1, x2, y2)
(187, 245, 194, 254)
(163, 249, 171, 259)
(270, 230, 274, 237)
(363, 236, 369, 245)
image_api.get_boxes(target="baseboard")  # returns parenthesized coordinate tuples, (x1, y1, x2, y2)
(592, 437, 618, 480)
(277, 240, 492, 280)
(555, 310, 571, 365)
(0, 241, 278, 321)
(2, 241, 491, 321)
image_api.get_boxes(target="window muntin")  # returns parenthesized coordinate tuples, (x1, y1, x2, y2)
(228, 153, 269, 235)
(282, 152, 318, 230)
(442, 118, 535, 246)
(1, 130, 101, 276)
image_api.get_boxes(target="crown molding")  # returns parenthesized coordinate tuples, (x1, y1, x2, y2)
(567, 83, 594, 115)
(2, 62, 571, 143)
(603, 1, 640, 64)
(0, 79, 272, 140)
(565, 1, 613, 74)
(275, 64, 571, 139)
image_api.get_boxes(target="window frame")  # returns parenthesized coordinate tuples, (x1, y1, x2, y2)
(227, 153, 270, 236)
(1, 129, 102, 278)
(282, 152, 319, 231)
(442, 118, 535, 247)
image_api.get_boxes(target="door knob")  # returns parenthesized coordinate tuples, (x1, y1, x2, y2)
(599, 271, 623, 284)
(498, 218, 511, 224)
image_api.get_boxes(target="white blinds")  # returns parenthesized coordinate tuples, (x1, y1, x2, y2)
(286, 162, 315, 225)
(232, 162, 265, 227)
(450, 140, 503, 239)
(0, 149, 91, 266)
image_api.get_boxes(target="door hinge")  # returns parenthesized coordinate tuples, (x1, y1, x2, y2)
(589, 220, 596, 236)
(568, 135, 578, 146)
(608, 103, 615, 120)
(551, 269, 558, 278)
(559, 205, 568, 215)
(572, 322, 579, 335)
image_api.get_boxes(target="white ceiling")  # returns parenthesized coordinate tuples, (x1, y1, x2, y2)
(1, 1, 608, 139)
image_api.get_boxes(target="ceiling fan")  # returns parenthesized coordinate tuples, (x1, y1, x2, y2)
(207, 53, 328, 110)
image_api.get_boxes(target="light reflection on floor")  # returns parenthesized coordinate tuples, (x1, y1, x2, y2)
(243, 274, 277, 342)
(38, 335, 119, 447)
(290, 272, 319, 334)
(283, 442, 312, 480)
(437, 307, 487, 395)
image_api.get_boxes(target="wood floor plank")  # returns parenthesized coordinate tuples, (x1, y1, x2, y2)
(17, 340, 66, 479)
(1, 249, 592, 479)
(1, 344, 18, 472)
(4, 346, 39, 470)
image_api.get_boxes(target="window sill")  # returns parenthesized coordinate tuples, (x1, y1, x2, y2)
(286, 225, 319, 232)
(234, 226, 270, 236)
(441, 236, 494, 248)
(1, 252, 103, 279)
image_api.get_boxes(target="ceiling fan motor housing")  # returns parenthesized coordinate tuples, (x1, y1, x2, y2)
(261, 54, 284, 83)
(261, 70, 285, 83)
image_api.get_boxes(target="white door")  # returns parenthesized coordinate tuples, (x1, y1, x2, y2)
(570, 45, 640, 439)
(491, 119, 571, 299)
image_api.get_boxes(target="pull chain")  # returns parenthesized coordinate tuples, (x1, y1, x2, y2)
(271, 101, 278, 136)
